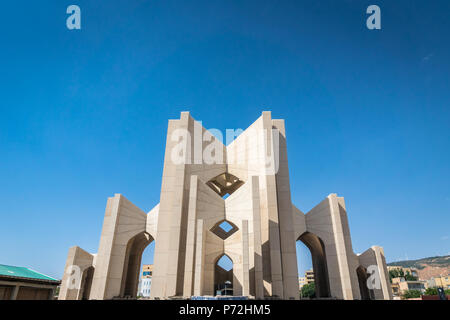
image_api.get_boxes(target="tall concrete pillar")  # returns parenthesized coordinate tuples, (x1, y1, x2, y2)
(259, 112, 284, 298)
(242, 220, 250, 296)
(193, 219, 205, 295)
(152, 112, 190, 298)
(358, 246, 393, 300)
(251, 176, 264, 299)
(183, 175, 198, 297)
(59, 246, 94, 300)
(272, 118, 299, 300)
(327, 194, 358, 300)
(89, 194, 148, 300)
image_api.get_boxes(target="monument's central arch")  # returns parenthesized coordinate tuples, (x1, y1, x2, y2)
(214, 255, 233, 296)
(58, 111, 393, 300)
(297, 232, 331, 298)
(121, 232, 154, 298)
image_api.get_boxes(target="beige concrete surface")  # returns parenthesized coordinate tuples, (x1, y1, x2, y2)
(59, 112, 390, 300)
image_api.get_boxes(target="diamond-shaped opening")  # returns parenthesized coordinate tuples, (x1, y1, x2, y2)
(206, 173, 244, 198)
(210, 220, 238, 240)
(217, 255, 233, 272)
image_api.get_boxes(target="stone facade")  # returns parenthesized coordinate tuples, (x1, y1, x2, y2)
(59, 111, 392, 300)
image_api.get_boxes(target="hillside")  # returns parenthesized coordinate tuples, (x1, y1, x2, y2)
(388, 255, 450, 280)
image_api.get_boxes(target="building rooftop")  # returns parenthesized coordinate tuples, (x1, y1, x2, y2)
(0, 264, 59, 283)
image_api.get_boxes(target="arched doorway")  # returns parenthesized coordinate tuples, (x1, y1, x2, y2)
(120, 232, 154, 298)
(357, 266, 373, 300)
(79, 266, 94, 300)
(138, 241, 155, 298)
(214, 254, 233, 296)
(297, 232, 331, 298)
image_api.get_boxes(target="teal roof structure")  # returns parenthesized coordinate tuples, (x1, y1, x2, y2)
(0, 264, 59, 282)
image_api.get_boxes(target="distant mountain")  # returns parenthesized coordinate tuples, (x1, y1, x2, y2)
(388, 255, 450, 280)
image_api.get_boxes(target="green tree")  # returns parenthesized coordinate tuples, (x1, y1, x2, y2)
(300, 282, 315, 299)
(404, 271, 418, 281)
(402, 290, 422, 299)
(425, 287, 438, 296)
(426, 288, 450, 296)
(389, 269, 417, 282)
(389, 269, 404, 282)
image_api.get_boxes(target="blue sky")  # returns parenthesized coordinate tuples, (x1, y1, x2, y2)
(0, 0, 449, 279)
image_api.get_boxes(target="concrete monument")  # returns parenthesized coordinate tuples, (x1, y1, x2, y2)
(59, 111, 392, 300)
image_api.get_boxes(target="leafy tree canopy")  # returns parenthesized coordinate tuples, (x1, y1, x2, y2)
(300, 282, 315, 299)
(402, 290, 422, 299)
(425, 287, 438, 295)
(389, 269, 417, 282)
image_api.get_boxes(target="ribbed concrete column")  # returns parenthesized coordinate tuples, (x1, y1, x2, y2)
(242, 220, 250, 296)
(273, 119, 299, 300)
(327, 194, 356, 299)
(251, 176, 264, 298)
(151, 113, 190, 299)
(193, 219, 205, 295)
(183, 175, 198, 297)
(260, 111, 284, 298)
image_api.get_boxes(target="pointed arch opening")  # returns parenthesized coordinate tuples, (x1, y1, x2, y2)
(79, 266, 94, 300)
(214, 254, 233, 296)
(119, 231, 154, 298)
(296, 232, 331, 299)
(357, 266, 374, 300)
(137, 241, 155, 298)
